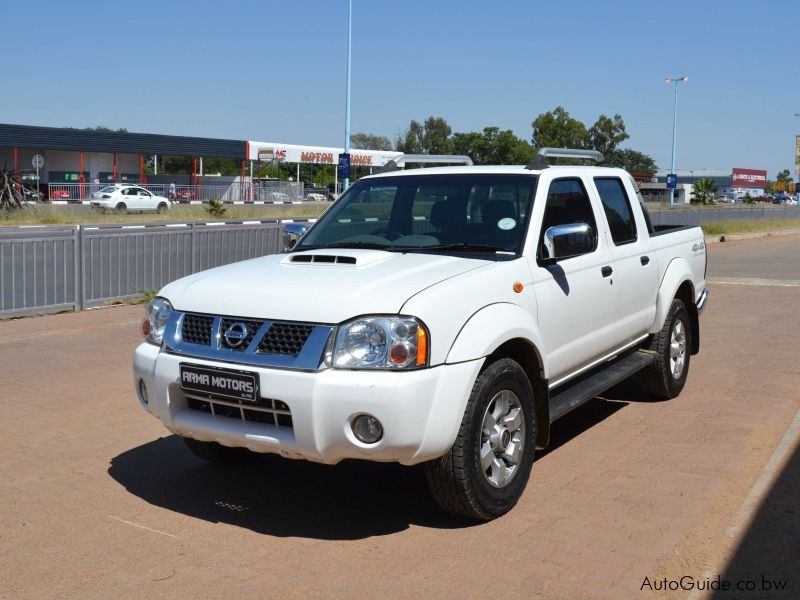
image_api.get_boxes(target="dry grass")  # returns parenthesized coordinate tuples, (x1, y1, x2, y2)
(0, 202, 329, 226)
(700, 218, 800, 235)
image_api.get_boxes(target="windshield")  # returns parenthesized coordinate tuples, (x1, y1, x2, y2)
(99, 186, 120, 193)
(296, 173, 537, 254)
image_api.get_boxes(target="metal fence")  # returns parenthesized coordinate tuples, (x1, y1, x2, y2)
(0, 219, 287, 318)
(648, 205, 800, 226)
(46, 181, 306, 203)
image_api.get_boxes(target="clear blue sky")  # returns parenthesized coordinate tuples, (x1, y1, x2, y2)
(3, 0, 798, 176)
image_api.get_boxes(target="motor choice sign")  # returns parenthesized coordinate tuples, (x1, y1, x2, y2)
(299, 151, 375, 166)
(732, 168, 767, 189)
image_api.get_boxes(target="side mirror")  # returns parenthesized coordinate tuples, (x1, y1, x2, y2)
(282, 223, 308, 251)
(541, 222, 595, 264)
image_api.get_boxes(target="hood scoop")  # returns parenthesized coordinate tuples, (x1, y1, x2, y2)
(290, 254, 357, 265)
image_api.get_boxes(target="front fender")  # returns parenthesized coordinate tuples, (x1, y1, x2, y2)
(446, 303, 548, 378)
(652, 258, 696, 334)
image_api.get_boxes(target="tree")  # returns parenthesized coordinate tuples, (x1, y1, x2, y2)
(531, 106, 588, 150)
(84, 126, 128, 133)
(396, 120, 424, 153)
(691, 178, 716, 205)
(421, 116, 453, 155)
(453, 127, 534, 165)
(396, 116, 453, 155)
(776, 169, 794, 185)
(588, 114, 629, 158)
(350, 133, 393, 151)
(607, 149, 658, 175)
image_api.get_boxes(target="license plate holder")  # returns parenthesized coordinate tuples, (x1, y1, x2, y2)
(179, 363, 259, 403)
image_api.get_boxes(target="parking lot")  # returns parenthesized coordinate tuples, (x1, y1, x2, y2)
(1, 233, 798, 599)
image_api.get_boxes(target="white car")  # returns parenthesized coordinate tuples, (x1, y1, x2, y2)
(305, 192, 328, 202)
(91, 184, 172, 213)
(133, 149, 708, 520)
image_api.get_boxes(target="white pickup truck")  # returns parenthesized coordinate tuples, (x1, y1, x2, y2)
(133, 149, 709, 520)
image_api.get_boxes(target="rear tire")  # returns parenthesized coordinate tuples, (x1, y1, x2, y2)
(115, 202, 127, 213)
(640, 298, 691, 399)
(424, 358, 536, 520)
(183, 438, 256, 466)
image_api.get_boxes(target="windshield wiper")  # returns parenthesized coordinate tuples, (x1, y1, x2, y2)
(413, 243, 511, 253)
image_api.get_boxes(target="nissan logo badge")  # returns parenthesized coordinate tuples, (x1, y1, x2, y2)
(223, 322, 249, 348)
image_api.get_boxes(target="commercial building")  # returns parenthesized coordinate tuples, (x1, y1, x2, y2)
(0, 123, 246, 187)
(643, 168, 768, 203)
(0, 123, 401, 201)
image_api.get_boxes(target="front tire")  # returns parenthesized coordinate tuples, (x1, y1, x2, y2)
(157, 202, 168, 213)
(183, 438, 255, 466)
(640, 298, 691, 399)
(425, 358, 536, 520)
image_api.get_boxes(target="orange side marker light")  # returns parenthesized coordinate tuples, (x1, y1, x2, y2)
(416, 327, 428, 366)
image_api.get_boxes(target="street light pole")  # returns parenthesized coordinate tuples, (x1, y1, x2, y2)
(794, 114, 800, 201)
(343, 0, 353, 192)
(665, 76, 688, 206)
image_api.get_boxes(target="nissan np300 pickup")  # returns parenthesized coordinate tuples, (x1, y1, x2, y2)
(134, 149, 708, 520)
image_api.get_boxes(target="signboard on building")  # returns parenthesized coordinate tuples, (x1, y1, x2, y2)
(796, 135, 800, 177)
(337, 153, 350, 179)
(731, 168, 767, 189)
(248, 141, 401, 167)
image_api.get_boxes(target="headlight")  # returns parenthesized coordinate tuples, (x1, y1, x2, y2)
(331, 316, 428, 369)
(141, 297, 173, 346)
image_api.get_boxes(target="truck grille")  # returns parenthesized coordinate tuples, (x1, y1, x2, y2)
(182, 314, 214, 345)
(170, 312, 330, 370)
(257, 323, 314, 357)
(179, 313, 316, 357)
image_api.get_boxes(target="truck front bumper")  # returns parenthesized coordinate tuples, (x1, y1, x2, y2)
(133, 343, 483, 465)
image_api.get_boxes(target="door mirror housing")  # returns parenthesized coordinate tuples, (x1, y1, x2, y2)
(541, 222, 595, 265)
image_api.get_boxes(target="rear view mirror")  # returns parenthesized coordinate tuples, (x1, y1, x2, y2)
(541, 223, 595, 264)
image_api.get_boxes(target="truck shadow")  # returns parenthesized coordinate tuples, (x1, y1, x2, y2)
(108, 435, 460, 540)
(108, 386, 640, 540)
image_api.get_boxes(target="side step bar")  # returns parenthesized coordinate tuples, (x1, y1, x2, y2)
(548, 351, 655, 423)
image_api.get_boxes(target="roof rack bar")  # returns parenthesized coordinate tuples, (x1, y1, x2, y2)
(525, 148, 605, 170)
(378, 154, 473, 173)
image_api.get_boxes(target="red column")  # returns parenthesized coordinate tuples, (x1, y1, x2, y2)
(192, 158, 197, 199)
(140, 155, 145, 185)
(113, 153, 117, 182)
(241, 159, 246, 202)
(79, 152, 85, 199)
(13, 147, 20, 190)
(245, 141, 251, 202)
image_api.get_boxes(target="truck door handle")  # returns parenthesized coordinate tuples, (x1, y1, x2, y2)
(640, 256, 650, 266)
(601, 266, 613, 277)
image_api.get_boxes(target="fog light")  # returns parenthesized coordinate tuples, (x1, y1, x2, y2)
(352, 414, 383, 444)
(138, 379, 149, 405)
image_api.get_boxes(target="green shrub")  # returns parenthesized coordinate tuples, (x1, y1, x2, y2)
(205, 199, 227, 218)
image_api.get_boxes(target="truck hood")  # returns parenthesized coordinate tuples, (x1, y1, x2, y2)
(159, 249, 491, 323)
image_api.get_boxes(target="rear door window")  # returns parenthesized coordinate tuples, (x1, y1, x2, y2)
(594, 177, 637, 245)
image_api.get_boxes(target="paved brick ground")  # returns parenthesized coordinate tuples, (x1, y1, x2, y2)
(1, 234, 798, 599)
